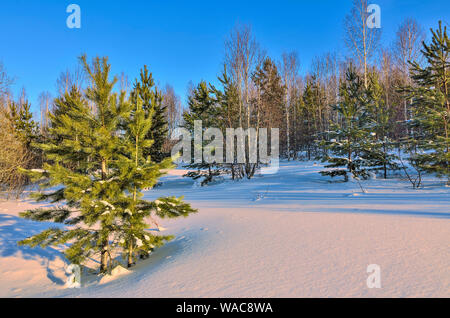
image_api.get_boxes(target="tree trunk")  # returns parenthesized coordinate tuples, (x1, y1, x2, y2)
(127, 242, 134, 268)
(101, 159, 107, 180)
(383, 142, 387, 179)
(100, 241, 109, 273)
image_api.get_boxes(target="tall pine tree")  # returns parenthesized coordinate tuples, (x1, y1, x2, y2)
(404, 21, 450, 183)
(133, 66, 169, 163)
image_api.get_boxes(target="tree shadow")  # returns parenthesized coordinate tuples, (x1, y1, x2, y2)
(0, 214, 68, 286)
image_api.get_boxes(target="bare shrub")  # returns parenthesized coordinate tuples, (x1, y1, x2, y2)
(0, 107, 33, 199)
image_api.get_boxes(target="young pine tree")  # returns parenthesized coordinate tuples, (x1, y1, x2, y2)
(362, 71, 399, 179)
(213, 67, 241, 180)
(0, 99, 39, 197)
(182, 81, 221, 185)
(320, 65, 371, 182)
(118, 76, 197, 268)
(19, 56, 197, 274)
(249, 58, 285, 178)
(301, 79, 321, 160)
(404, 21, 450, 184)
(6, 99, 39, 149)
(19, 56, 126, 273)
(133, 66, 169, 163)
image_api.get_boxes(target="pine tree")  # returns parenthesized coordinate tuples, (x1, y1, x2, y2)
(301, 78, 321, 160)
(404, 21, 450, 183)
(7, 99, 39, 149)
(320, 65, 371, 182)
(252, 58, 286, 143)
(182, 81, 221, 185)
(133, 66, 168, 163)
(18, 56, 197, 274)
(6, 98, 42, 186)
(19, 56, 125, 273)
(0, 100, 38, 197)
(249, 58, 285, 178)
(119, 74, 196, 267)
(40, 86, 90, 172)
(213, 67, 241, 180)
(362, 71, 399, 179)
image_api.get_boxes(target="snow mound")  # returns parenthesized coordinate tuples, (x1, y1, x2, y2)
(99, 265, 130, 285)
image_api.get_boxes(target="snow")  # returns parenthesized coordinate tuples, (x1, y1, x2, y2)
(0, 161, 449, 297)
(100, 200, 115, 210)
(99, 265, 130, 285)
(65, 264, 81, 288)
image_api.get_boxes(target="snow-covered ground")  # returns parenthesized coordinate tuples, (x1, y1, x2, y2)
(0, 161, 449, 297)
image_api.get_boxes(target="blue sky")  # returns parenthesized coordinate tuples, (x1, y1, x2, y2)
(0, 0, 448, 120)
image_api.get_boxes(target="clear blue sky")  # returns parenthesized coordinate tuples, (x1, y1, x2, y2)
(0, 0, 448, 120)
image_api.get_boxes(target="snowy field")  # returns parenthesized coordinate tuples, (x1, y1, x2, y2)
(0, 161, 449, 298)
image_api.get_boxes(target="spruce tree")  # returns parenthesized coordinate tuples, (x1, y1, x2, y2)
(404, 21, 450, 183)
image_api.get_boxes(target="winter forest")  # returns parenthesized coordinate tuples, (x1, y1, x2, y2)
(0, 0, 448, 298)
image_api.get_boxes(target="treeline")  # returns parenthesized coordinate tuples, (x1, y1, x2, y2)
(180, 2, 449, 187)
(0, 0, 448, 195)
